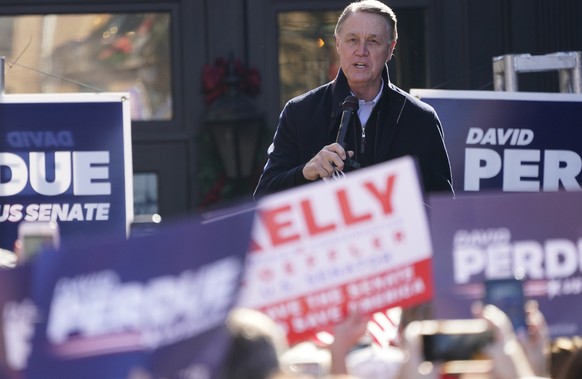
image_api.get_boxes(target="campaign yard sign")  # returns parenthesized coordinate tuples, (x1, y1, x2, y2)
(0, 93, 133, 251)
(25, 208, 255, 379)
(238, 156, 434, 345)
(429, 191, 582, 339)
(410, 89, 582, 194)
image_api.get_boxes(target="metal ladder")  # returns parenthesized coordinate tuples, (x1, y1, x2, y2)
(492, 51, 581, 93)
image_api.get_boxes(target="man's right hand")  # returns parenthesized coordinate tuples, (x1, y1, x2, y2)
(302, 143, 354, 181)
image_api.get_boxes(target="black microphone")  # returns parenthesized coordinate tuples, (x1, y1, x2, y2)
(335, 95, 361, 171)
(336, 95, 359, 146)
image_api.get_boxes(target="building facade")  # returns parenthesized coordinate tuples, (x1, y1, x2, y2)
(0, 0, 580, 221)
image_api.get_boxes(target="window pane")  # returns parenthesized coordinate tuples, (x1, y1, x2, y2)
(278, 11, 340, 107)
(1, 13, 172, 121)
(133, 172, 159, 215)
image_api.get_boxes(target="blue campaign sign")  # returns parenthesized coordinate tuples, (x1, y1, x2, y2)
(26, 205, 255, 379)
(410, 89, 582, 194)
(428, 191, 582, 339)
(0, 93, 133, 251)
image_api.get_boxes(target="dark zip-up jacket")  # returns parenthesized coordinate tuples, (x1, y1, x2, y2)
(254, 65, 453, 197)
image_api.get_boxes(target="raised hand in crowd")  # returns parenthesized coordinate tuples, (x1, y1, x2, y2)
(394, 303, 552, 379)
(474, 303, 549, 379)
(328, 311, 370, 376)
(519, 300, 550, 377)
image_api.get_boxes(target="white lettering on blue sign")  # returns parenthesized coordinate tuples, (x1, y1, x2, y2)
(453, 228, 582, 286)
(465, 127, 534, 146)
(7, 131, 74, 148)
(46, 256, 241, 349)
(0, 203, 110, 222)
(463, 127, 582, 191)
(0, 151, 111, 196)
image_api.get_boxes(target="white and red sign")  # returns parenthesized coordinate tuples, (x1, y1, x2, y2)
(238, 156, 434, 344)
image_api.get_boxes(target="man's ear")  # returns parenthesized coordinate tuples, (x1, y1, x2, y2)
(387, 40, 397, 62)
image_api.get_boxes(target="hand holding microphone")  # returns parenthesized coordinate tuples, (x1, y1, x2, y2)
(302, 95, 360, 181)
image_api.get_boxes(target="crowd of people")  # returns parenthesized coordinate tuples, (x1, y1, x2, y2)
(1, 238, 580, 379)
(222, 302, 581, 379)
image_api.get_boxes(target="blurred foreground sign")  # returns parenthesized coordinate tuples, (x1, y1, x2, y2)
(429, 191, 582, 338)
(239, 156, 434, 344)
(25, 209, 254, 379)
